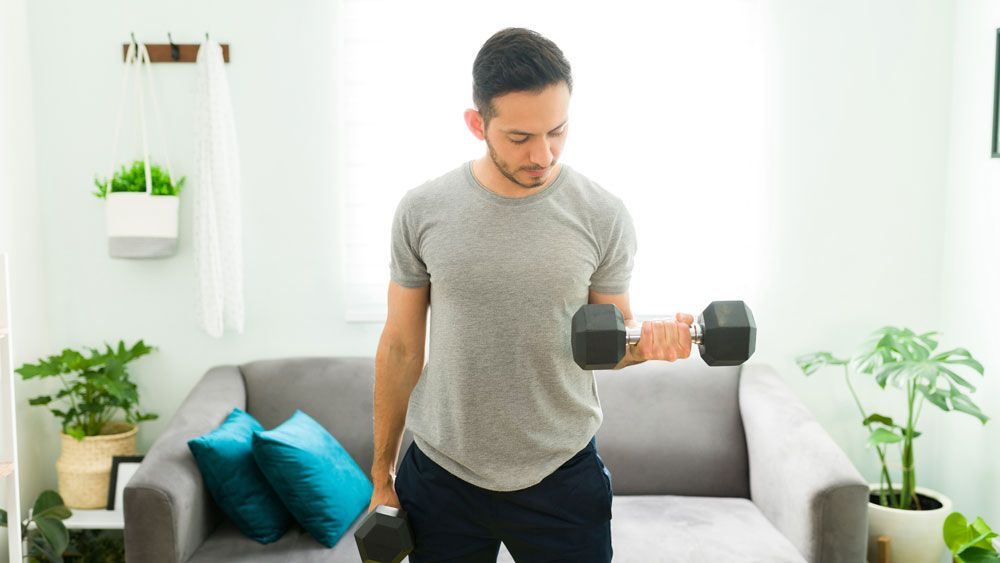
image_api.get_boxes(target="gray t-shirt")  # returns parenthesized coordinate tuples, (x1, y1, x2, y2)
(389, 160, 637, 491)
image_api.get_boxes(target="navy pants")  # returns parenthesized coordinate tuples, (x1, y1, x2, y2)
(394, 437, 613, 563)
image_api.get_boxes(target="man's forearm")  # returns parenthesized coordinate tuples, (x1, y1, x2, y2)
(612, 319, 647, 370)
(371, 341, 424, 485)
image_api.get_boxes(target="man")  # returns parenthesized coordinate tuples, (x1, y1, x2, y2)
(367, 27, 694, 562)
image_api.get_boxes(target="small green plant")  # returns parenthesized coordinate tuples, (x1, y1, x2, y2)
(0, 489, 72, 562)
(15, 340, 159, 441)
(92, 160, 185, 198)
(64, 530, 124, 563)
(944, 511, 999, 563)
(797, 327, 987, 510)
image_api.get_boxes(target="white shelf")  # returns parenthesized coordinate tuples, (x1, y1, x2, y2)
(62, 508, 124, 530)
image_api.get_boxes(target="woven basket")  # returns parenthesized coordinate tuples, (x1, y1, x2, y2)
(56, 421, 137, 509)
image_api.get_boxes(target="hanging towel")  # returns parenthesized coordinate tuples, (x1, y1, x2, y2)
(194, 39, 244, 337)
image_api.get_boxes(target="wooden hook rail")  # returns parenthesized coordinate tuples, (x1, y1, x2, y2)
(121, 33, 230, 63)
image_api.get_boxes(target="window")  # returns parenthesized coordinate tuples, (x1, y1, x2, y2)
(338, 0, 772, 321)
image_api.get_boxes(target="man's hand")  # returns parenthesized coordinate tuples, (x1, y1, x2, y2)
(366, 478, 402, 514)
(634, 313, 695, 362)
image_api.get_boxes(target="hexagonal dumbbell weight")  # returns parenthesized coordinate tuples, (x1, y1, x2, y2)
(571, 300, 757, 369)
(354, 505, 414, 563)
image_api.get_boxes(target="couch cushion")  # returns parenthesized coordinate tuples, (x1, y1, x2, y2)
(189, 495, 805, 562)
(187, 407, 293, 544)
(252, 410, 373, 548)
(588, 495, 807, 562)
(594, 360, 749, 497)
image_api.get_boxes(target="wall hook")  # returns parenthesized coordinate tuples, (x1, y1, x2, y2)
(167, 32, 180, 61)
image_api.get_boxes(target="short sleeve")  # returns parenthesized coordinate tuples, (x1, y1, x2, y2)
(389, 193, 430, 288)
(589, 199, 636, 294)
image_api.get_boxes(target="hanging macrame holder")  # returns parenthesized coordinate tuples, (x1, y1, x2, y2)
(104, 41, 180, 259)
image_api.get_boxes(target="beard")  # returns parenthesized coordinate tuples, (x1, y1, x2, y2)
(485, 137, 551, 190)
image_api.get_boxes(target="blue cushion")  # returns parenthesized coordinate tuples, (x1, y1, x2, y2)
(252, 409, 373, 548)
(187, 408, 292, 544)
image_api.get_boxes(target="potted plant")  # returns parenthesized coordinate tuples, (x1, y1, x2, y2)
(93, 160, 185, 259)
(797, 326, 988, 563)
(0, 489, 72, 562)
(944, 512, 1000, 563)
(15, 340, 159, 508)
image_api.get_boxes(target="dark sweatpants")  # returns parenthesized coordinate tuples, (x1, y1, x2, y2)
(394, 437, 613, 563)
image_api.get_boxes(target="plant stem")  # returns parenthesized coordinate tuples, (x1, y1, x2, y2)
(900, 379, 918, 509)
(844, 365, 893, 505)
(57, 373, 80, 433)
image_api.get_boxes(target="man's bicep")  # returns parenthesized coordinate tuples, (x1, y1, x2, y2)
(588, 289, 634, 321)
(383, 280, 430, 356)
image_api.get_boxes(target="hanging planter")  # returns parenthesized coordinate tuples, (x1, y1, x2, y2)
(94, 160, 185, 258)
(96, 40, 184, 259)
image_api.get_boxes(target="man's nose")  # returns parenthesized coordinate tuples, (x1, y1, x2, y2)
(529, 137, 554, 168)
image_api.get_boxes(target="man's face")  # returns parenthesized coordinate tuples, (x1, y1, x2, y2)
(481, 82, 570, 189)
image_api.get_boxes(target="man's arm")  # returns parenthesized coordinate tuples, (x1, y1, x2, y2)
(588, 290, 647, 370)
(587, 289, 694, 369)
(371, 281, 430, 486)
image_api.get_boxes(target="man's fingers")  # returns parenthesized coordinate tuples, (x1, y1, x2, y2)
(676, 312, 695, 325)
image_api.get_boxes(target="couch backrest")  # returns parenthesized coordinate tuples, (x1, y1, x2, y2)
(594, 360, 748, 497)
(240, 356, 415, 480)
(239, 356, 748, 498)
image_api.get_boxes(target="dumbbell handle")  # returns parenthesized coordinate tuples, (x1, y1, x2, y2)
(625, 319, 704, 347)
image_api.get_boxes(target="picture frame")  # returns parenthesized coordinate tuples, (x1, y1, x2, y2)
(992, 27, 1000, 157)
(106, 455, 144, 511)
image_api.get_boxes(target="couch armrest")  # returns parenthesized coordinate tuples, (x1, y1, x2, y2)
(739, 363, 868, 563)
(124, 365, 246, 563)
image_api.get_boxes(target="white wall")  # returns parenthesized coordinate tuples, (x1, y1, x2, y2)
(939, 0, 1000, 527)
(0, 0, 56, 555)
(4, 0, 996, 552)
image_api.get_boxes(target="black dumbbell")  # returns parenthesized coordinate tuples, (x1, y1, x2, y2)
(354, 505, 414, 563)
(571, 300, 757, 369)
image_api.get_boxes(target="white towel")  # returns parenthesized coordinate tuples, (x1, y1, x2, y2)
(194, 39, 244, 337)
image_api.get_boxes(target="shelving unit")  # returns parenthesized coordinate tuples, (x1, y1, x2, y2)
(0, 254, 23, 561)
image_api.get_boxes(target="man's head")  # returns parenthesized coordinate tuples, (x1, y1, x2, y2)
(465, 28, 572, 189)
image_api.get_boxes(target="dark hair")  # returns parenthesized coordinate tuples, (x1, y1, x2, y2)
(472, 28, 573, 127)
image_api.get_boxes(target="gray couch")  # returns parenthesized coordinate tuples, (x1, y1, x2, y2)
(124, 357, 868, 562)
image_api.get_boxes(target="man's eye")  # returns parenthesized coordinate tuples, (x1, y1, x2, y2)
(511, 137, 529, 144)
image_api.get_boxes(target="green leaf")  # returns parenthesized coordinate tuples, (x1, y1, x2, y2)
(95, 160, 182, 197)
(951, 390, 990, 424)
(28, 396, 52, 406)
(33, 490, 69, 519)
(971, 516, 996, 538)
(34, 515, 69, 558)
(795, 352, 849, 376)
(0, 507, 6, 528)
(875, 363, 908, 388)
(957, 547, 1000, 563)
(917, 383, 951, 411)
(938, 365, 977, 392)
(863, 413, 895, 427)
(944, 511, 971, 552)
(867, 427, 902, 447)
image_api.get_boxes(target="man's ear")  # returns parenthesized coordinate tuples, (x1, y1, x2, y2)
(464, 108, 486, 141)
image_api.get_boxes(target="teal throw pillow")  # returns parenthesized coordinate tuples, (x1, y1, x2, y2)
(251, 409, 373, 548)
(187, 407, 293, 544)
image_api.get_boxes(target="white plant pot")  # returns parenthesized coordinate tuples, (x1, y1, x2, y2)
(105, 192, 179, 258)
(867, 483, 952, 563)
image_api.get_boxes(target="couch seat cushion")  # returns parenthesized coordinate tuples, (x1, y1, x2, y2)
(190, 495, 806, 562)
